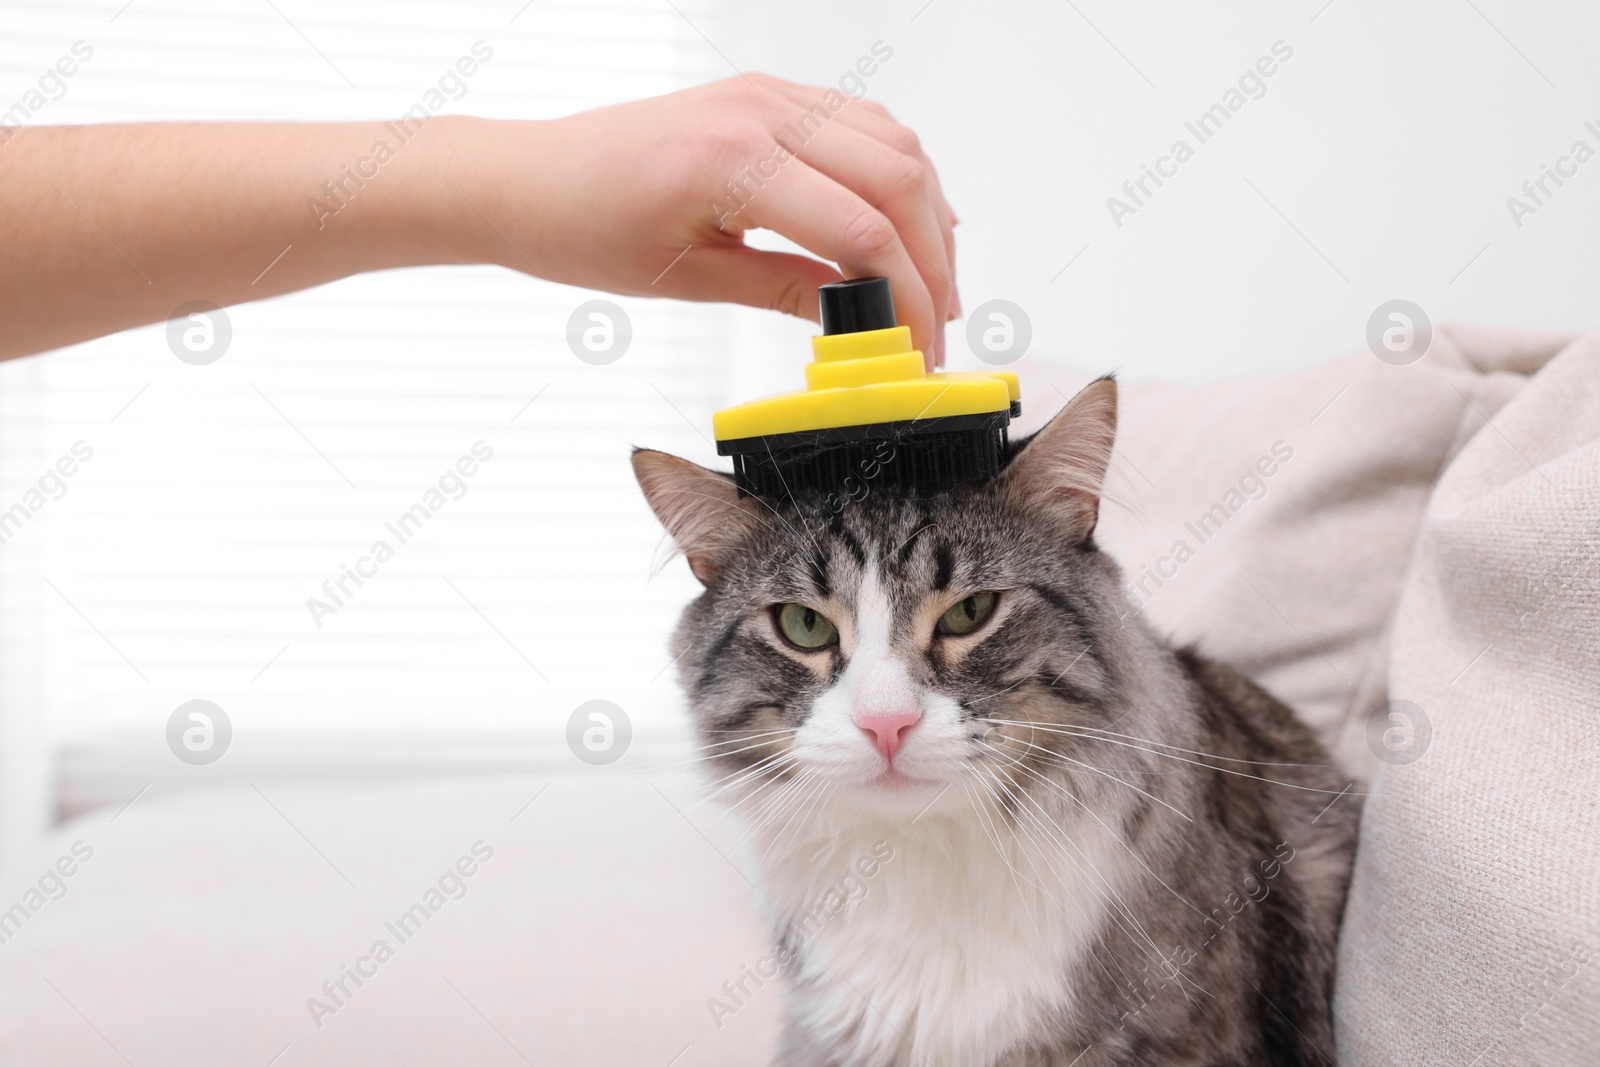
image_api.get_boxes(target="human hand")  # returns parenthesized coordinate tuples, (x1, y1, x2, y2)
(447, 74, 959, 368)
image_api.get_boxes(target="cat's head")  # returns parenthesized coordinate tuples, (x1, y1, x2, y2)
(632, 377, 1140, 819)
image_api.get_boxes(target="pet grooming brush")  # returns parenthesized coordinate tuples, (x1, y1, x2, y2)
(714, 277, 1020, 500)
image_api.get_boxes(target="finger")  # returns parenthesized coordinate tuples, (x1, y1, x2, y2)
(830, 110, 958, 361)
(826, 103, 960, 310)
(757, 79, 956, 243)
(787, 121, 952, 368)
(648, 244, 843, 323)
(754, 80, 955, 362)
(938, 227, 956, 331)
(734, 158, 938, 371)
(755, 82, 953, 221)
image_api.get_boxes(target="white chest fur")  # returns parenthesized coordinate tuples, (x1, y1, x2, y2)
(757, 798, 1130, 1067)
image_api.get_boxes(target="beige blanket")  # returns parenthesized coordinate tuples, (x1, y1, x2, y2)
(1094, 325, 1599, 1064)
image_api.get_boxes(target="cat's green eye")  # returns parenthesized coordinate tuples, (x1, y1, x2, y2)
(776, 603, 839, 650)
(938, 592, 998, 636)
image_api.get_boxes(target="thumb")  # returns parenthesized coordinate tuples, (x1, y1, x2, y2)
(650, 244, 843, 324)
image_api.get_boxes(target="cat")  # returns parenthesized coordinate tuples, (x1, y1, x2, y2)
(631, 377, 1359, 1067)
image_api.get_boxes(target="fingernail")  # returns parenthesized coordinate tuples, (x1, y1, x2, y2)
(951, 287, 962, 318)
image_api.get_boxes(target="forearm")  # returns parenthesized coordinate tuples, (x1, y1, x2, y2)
(0, 78, 960, 364)
(0, 119, 489, 360)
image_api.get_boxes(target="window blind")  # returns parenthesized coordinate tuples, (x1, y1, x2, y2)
(0, 0, 743, 815)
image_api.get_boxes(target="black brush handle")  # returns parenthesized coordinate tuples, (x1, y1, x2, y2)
(818, 277, 896, 336)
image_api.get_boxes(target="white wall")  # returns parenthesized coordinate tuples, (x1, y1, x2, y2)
(725, 0, 1600, 386)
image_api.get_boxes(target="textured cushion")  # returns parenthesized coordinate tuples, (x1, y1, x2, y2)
(1331, 332, 1600, 1065)
(1094, 324, 1567, 775)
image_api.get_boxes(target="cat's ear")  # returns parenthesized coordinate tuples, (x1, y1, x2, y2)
(631, 449, 769, 587)
(998, 376, 1118, 542)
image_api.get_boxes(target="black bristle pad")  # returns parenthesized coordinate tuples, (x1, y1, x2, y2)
(731, 427, 1006, 501)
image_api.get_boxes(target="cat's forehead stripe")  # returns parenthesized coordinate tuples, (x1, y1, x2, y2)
(893, 526, 924, 567)
(808, 546, 830, 598)
(932, 541, 954, 591)
(838, 528, 868, 567)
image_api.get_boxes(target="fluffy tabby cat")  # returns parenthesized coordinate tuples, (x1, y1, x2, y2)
(632, 378, 1359, 1066)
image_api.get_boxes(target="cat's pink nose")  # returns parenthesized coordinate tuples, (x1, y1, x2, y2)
(855, 711, 921, 762)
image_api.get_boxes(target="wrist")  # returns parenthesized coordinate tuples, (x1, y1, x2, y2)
(402, 115, 561, 274)
(339, 115, 500, 272)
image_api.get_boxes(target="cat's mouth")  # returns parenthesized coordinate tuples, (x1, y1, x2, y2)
(868, 766, 942, 792)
